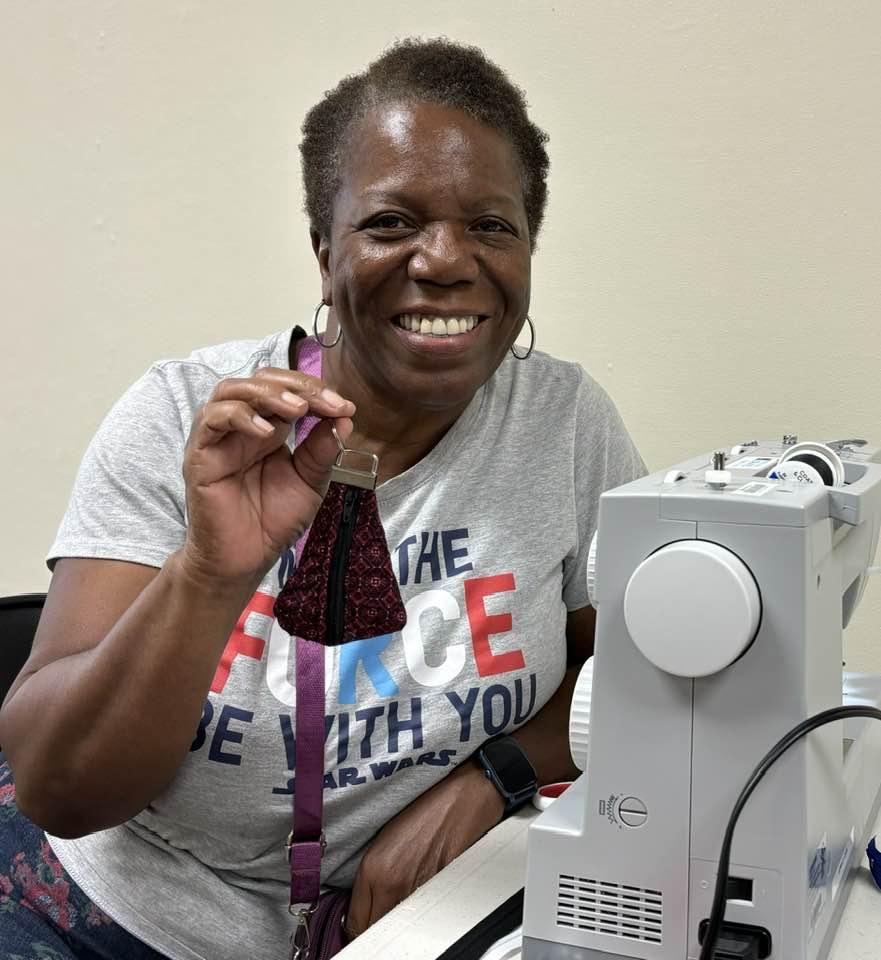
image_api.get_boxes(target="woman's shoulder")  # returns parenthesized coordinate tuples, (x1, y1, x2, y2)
(129, 328, 291, 412)
(491, 350, 640, 463)
(151, 328, 290, 383)
(495, 348, 613, 412)
(87, 329, 292, 448)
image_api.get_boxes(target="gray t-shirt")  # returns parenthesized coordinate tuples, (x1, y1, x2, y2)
(46, 328, 645, 960)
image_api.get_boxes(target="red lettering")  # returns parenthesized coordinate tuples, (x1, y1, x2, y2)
(464, 574, 525, 677)
(211, 591, 276, 693)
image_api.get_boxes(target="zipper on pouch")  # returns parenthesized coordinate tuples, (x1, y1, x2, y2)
(326, 486, 363, 644)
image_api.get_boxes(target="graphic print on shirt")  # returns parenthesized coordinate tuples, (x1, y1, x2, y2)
(190, 526, 543, 795)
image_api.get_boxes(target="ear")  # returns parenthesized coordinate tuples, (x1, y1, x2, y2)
(310, 229, 333, 305)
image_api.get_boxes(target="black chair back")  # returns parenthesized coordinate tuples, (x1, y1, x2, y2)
(0, 593, 46, 707)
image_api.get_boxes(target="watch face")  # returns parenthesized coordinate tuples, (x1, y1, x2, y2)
(485, 738, 536, 791)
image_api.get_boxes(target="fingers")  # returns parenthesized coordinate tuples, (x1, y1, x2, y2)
(362, 883, 403, 933)
(197, 399, 284, 446)
(346, 848, 414, 938)
(191, 369, 355, 449)
(215, 372, 354, 420)
(346, 877, 407, 937)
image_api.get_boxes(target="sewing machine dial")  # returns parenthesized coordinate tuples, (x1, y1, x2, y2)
(586, 531, 599, 608)
(568, 656, 593, 771)
(624, 540, 761, 677)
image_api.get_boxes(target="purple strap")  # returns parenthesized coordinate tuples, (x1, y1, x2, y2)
(289, 335, 327, 907)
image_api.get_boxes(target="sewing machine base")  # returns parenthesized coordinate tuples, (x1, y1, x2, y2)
(517, 688, 881, 960)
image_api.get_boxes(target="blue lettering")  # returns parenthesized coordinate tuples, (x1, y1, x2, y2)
(272, 777, 295, 795)
(442, 529, 473, 577)
(279, 714, 296, 769)
(339, 635, 399, 704)
(416, 749, 457, 767)
(414, 531, 441, 584)
(396, 535, 418, 586)
(337, 711, 349, 765)
(370, 759, 398, 780)
(277, 548, 296, 589)
(482, 685, 512, 737)
(338, 766, 368, 787)
(190, 698, 214, 752)
(514, 673, 538, 724)
(387, 698, 423, 753)
(355, 706, 385, 759)
(446, 687, 480, 742)
(209, 705, 254, 765)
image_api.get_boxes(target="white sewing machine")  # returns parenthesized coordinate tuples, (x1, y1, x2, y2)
(522, 438, 881, 960)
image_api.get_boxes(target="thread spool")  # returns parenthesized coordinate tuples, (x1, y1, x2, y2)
(771, 460, 826, 486)
(772, 441, 845, 487)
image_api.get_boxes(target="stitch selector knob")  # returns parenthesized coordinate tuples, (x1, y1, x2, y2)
(617, 796, 648, 828)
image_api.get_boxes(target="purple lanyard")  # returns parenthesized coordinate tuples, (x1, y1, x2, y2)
(287, 335, 328, 907)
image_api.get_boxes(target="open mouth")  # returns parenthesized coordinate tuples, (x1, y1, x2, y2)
(392, 314, 486, 337)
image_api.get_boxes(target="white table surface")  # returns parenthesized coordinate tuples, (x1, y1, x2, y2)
(336, 807, 881, 960)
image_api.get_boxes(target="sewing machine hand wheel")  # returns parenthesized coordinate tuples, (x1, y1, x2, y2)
(624, 540, 762, 678)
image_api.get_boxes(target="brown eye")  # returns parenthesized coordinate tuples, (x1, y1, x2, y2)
(366, 213, 410, 230)
(474, 218, 511, 234)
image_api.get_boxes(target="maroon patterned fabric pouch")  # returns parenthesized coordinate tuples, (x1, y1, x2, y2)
(274, 479, 407, 645)
(273, 334, 407, 645)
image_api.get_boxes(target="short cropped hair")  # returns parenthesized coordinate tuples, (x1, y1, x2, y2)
(300, 38, 550, 248)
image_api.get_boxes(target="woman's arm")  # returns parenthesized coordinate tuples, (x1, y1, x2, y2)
(509, 604, 594, 783)
(0, 554, 257, 837)
(345, 605, 595, 937)
(0, 367, 356, 837)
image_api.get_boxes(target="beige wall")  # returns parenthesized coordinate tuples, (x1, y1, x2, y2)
(3, 2, 880, 666)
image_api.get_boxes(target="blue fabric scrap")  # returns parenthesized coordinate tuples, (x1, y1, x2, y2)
(867, 837, 881, 890)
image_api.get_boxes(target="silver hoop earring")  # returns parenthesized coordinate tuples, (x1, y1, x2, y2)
(313, 299, 341, 349)
(511, 316, 535, 360)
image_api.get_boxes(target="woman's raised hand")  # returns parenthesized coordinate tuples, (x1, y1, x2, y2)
(179, 367, 355, 586)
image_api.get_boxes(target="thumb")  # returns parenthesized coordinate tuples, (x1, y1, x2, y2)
(291, 417, 353, 496)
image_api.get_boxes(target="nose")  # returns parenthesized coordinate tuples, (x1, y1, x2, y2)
(407, 222, 479, 286)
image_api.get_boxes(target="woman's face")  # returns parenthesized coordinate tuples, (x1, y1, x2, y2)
(316, 100, 532, 411)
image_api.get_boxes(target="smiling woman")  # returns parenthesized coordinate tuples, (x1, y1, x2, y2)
(317, 99, 533, 445)
(0, 37, 645, 960)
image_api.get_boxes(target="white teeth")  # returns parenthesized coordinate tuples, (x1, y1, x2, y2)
(396, 314, 481, 335)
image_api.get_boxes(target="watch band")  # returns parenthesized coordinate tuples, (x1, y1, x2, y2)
(475, 734, 538, 816)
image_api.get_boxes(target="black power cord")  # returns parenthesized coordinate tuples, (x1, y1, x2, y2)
(699, 705, 881, 960)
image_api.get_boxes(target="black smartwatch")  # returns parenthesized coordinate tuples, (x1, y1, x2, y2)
(475, 735, 538, 816)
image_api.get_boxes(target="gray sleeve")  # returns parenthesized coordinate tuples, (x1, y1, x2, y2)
(562, 372, 647, 611)
(48, 365, 189, 570)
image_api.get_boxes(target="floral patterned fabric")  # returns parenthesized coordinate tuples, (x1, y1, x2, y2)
(0, 756, 167, 960)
